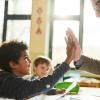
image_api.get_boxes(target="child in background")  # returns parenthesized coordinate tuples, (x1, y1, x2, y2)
(23, 56, 53, 80)
(32, 56, 65, 95)
(33, 56, 54, 79)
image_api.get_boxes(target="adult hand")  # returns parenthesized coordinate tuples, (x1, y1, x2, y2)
(64, 28, 75, 64)
(67, 28, 81, 62)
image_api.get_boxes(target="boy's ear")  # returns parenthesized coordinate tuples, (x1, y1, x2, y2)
(9, 61, 17, 69)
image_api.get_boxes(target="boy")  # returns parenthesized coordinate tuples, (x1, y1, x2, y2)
(0, 30, 75, 99)
(33, 56, 53, 79)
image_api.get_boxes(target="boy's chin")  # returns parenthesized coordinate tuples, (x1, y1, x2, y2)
(27, 71, 30, 75)
(24, 71, 30, 75)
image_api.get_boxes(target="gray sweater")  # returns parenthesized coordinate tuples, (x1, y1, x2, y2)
(76, 55, 100, 75)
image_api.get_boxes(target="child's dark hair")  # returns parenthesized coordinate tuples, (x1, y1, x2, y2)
(0, 40, 28, 72)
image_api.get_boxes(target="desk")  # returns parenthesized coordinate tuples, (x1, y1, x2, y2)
(29, 87, 100, 100)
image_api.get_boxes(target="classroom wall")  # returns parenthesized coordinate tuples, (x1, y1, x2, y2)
(30, 0, 50, 60)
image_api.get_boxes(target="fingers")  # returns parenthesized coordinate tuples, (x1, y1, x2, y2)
(66, 28, 73, 42)
(67, 28, 79, 45)
(70, 28, 81, 61)
(65, 28, 81, 61)
(65, 29, 76, 64)
(64, 37, 68, 44)
(65, 30, 73, 46)
(67, 28, 76, 39)
(67, 28, 81, 48)
(66, 28, 76, 48)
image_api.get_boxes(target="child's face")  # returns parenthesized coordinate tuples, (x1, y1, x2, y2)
(34, 63, 49, 78)
(11, 51, 31, 77)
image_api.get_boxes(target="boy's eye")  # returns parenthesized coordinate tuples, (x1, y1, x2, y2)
(41, 66, 48, 70)
(24, 56, 28, 60)
(24, 56, 27, 59)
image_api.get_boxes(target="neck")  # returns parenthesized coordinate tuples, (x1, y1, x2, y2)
(12, 71, 25, 77)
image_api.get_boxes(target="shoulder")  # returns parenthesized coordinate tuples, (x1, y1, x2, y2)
(0, 70, 12, 77)
(0, 71, 14, 80)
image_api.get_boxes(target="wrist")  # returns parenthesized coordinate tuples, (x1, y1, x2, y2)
(64, 58, 72, 64)
(74, 56, 84, 69)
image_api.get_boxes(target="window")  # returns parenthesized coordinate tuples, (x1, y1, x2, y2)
(8, 0, 32, 15)
(50, 0, 100, 65)
(0, 0, 5, 44)
(49, 0, 83, 65)
(6, 20, 31, 45)
(83, 0, 100, 59)
(2, 0, 32, 46)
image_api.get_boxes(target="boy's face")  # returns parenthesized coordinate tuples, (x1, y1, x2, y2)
(34, 63, 49, 78)
(11, 51, 31, 77)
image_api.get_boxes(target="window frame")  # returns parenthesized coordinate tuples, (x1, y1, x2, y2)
(49, 0, 84, 59)
(2, 0, 31, 42)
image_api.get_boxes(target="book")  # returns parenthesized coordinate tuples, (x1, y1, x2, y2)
(54, 82, 80, 94)
(79, 70, 100, 79)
